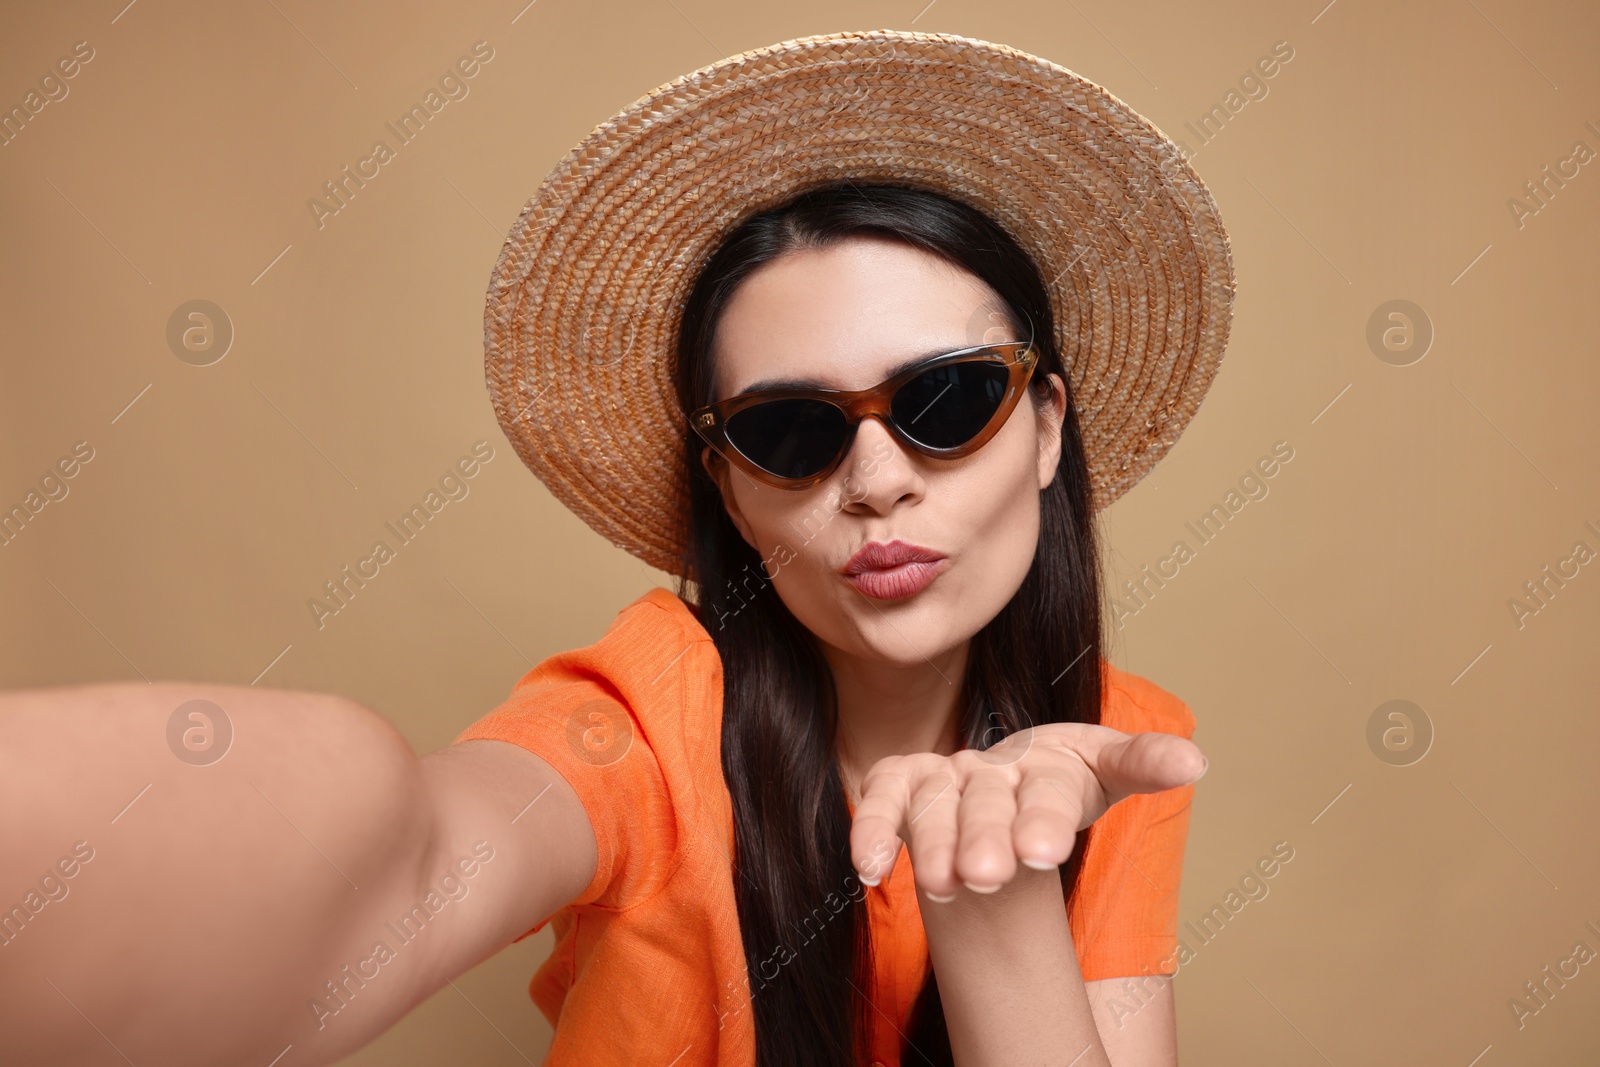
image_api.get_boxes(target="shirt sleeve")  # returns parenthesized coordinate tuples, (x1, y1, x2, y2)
(454, 675, 676, 919)
(1070, 670, 1197, 980)
(450, 593, 704, 925)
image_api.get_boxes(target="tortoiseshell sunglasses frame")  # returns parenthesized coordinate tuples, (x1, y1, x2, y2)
(690, 340, 1040, 490)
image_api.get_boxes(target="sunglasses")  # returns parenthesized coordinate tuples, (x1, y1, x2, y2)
(691, 341, 1040, 490)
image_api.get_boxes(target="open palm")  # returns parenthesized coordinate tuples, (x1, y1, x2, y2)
(849, 723, 1207, 901)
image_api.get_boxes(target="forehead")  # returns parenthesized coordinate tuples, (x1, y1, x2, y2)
(709, 236, 1008, 398)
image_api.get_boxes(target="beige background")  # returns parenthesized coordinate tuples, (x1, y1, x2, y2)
(3, 0, 1598, 1063)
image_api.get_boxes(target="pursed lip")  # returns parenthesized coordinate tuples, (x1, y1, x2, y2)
(840, 539, 947, 575)
(839, 540, 948, 600)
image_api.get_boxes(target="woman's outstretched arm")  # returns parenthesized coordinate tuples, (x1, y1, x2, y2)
(0, 681, 595, 1067)
(850, 723, 1204, 1066)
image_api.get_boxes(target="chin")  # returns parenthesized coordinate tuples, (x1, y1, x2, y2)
(860, 621, 969, 668)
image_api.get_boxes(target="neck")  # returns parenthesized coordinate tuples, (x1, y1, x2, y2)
(823, 638, 970, 806)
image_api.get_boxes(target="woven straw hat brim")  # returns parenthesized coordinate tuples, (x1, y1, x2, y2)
(486, 28, 1235, 577)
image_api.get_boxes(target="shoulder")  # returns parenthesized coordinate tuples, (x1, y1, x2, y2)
(1073, 665, 1199, 978)
(1099, 662, 1196, 740)
(460, 586, 720, 773)
(452, 587, 717, 910)
(543, 586, 710, 674)
(500, 586, 716, 704)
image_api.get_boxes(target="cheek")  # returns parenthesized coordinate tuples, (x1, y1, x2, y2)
(955, 398, 1046, 511)
(946, 430, 1043, 590)
(728, 486, 858, 631)
(724, 483, 841, 591)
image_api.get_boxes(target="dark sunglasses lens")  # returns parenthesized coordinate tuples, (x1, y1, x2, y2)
(890, 359, 1011, 448)
(725, 399, 849, 480)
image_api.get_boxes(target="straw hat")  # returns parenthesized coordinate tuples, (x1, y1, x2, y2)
(485, 28, 1235, 577)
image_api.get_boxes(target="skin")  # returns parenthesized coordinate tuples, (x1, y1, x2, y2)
(704, 236, 1207, 1065)
(0, 235, 1203, 1067)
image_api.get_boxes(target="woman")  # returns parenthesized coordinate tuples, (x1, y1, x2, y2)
(0, 30, 1232, 1067)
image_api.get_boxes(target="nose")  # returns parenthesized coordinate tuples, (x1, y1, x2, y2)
(838, 415, 923, 514)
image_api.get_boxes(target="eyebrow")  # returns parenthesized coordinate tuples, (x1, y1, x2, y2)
(733, 346, 965, 396)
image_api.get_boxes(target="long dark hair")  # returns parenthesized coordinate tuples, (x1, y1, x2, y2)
(671, 182, 1104, 1066)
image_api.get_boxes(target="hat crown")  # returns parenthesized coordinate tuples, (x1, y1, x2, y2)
(486, 29, 1234, 576)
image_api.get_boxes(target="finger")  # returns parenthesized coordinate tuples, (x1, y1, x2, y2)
(1092, 731, 1207, 806)
(952, 764, 1019, 893)
(1039, 724, 1206, 808)
(850, 765, 910, 887)
(903, 770, 963, 902)
(1012, 761, 1089, 869)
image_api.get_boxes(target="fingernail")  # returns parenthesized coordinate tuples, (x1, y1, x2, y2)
(857, 873, 880, 887)
(924, 890, 957, 903)
(1195, 756, 1209, 781)
(1020, 857, 1057, 871)
(962, 881, 1002, 894)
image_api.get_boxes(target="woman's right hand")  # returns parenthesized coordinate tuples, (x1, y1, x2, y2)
(0, 680, 595, 1067)
(847, 722, 1205, 901)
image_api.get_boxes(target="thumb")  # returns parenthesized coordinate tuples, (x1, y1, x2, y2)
(1092, 731, 1207, 807)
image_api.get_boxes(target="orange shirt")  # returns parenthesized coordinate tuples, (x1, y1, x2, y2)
(453, 587, 1196, 1066)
